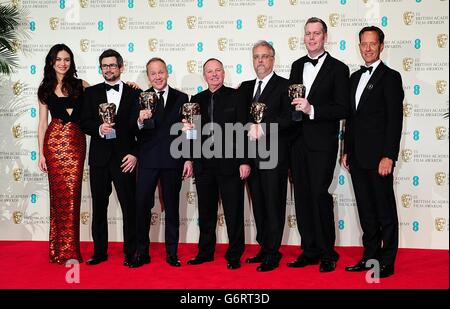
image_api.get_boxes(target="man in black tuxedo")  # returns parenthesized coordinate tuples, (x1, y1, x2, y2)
(342, 26, 404, 278)
(238, 41, 291, 272)
(287, 17, 350, 272)
(131, 57, 193, 268)
(81, 49, 140, 266)
(186, 58, 250, 270)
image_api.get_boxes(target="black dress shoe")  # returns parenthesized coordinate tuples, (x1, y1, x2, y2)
(123, 258, 133, 267)
(345, 260, 372, 272)
(379, 264, 394, 278)
(187, 256, 214, 265)
(245, 253, 264, 264)
(86, 255, 108, 265)
(129, 255, 151, 268)
(227, 260, 241, 270)
(166, 255, 181, 267)
(319, 260, 336, 272)
(287, 256, 319, 268)
(256, 261, 279, 272)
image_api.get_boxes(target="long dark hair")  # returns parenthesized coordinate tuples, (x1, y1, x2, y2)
(37, 44, 82, 103)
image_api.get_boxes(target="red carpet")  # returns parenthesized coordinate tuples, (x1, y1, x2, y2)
(0, 241, 447, 289)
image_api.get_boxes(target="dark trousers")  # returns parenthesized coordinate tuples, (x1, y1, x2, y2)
(350, 163, 398, 266)
(291, 137, 339, 262)
(195, 168, 245, 262)
(89, 162, 136, 259)
(135, 167, 182, 257)
(247, 166, 288, 263)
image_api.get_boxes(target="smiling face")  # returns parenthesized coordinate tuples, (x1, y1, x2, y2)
(252, 45, 275, 80)
(304, 21, 327, 58)
(147, 60, 168, 91)
(203, 59, 225, 92)
(101, 56, 123, 83)
(53, 50, 71, 77)
(359, 30, 384, 66)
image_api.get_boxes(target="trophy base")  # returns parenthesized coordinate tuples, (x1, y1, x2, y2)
(143, 118, 155, 129)
(292, 111, 303, 122)
(186, 129, 197, 140)
(105, 129, 116, 139)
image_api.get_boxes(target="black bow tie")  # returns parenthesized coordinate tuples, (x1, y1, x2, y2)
(106, 83, 120, 92)
(360, 66, 373, 74)
(305, 52, 326, 66)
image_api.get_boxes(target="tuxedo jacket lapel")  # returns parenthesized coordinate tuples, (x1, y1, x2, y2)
(307, 55, 332, 100)
(116, 83, 129, 117)
(258, 73, 278, 103)
(350, 72, 362, 114)
(357, 62, 387, 113)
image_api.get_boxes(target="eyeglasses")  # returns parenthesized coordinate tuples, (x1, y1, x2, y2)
(101, 63, 119, 70)
(253, 54, 274, 61)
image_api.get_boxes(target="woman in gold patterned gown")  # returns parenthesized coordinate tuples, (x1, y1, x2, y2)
(37, 44, 88, 264)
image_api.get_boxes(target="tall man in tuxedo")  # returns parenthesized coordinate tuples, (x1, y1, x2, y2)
(238, 41, 291, 272)
(131, 57, 193, 268)
(342, 26, 404, 278)
(287, 17, 350, 272)
(81, 49, 140, 266)
(186, 58, 250, 270)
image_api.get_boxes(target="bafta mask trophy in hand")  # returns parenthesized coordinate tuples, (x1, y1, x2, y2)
(288, 84, 306, 122)
(99, 103, 117, 139)
(182, 102, 200, 140)
(250, 102, 267, 124)
(139, 91, 158, 129)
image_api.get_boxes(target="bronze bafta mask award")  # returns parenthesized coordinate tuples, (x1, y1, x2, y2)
(288, 84, 306, 122)
(250, 102, 267, 123)
(139, 91, 158, 129)
(182, 102, 200, 139)
(99, 103, 117, 139)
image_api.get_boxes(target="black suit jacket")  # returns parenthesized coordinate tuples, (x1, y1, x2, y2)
(80, 82, 140, 167)
(344, 61, 404, 169)
(238, 73, 291, 169)
(137, 86, 189, 169)
(289, 53, 350, 152)
(190, 85, 248, 176)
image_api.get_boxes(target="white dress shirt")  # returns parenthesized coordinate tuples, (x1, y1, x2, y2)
(355, 59, 381, 109)
(253, 71, 274, 98)
(302, 52, 328, 119)
(99, 80, 123, 137)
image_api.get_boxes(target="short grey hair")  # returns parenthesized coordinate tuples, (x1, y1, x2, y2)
(252, 40, 275, 57)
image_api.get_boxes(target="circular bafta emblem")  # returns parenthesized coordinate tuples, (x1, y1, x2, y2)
(11, 39, 22, 54)
(186, 191, 196, 204)
(403, 102, 412, 117)
(13, 168, 23, 181)
(435, 126, 447, 140)
(288, 37, 299, 50)
(401, 149, 413, 163)
(437, 34, 448, 48)
(79, 0, 89, 8)
(12, 211, 23, 224)
(435, 80, 447, 94)
(118, 16, 128, 30)
(434, 218, 446, 232)
(402, 58, 413, 72)
(148, 0, 157, 7)
(217, 38, 228, 51)
(12, 124, 22, 138)
(257, 15, 267, 28)
(287, 215, 297, 228)
(150, 212, 159, 225)
(80, 212, 90, 225)
(187, 16, 197, 29)
(148, 38, 158, 52)
(289, 0, 298, 5)
(218, 0, 227, 6)
(401, 194, 412, 208)
(403, 12, 414, 26)
(435, 172, 446, 186)
(12, 81, 23, 96)
(217, 213, 225, 227)
(49, 17, 59, 30)
(329, 13, 339, 27)
(80, 39, 90, 52)
(187, 60, 196, 73)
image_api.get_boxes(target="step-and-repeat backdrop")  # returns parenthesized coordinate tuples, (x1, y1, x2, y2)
(0, 0, 448, 249)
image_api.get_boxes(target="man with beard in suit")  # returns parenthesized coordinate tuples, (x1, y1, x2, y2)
(131, 57, 193, 268)
(287, 17, 350, 272)
(342, 26, 403, 278)
(238, 40, 291, 272)
(81, 49, 140, 266)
